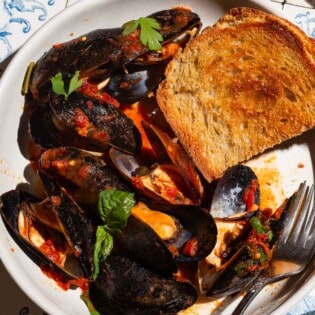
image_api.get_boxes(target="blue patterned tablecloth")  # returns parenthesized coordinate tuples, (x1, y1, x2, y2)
(0, 0, 314, 314)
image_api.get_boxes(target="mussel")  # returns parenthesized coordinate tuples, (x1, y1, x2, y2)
(89, 254, 198, 315)
(120, 201, 217, 271)
(206, 195, 292, 298)
(110, 121, 204, 205)
(39, 147, 132, 205)
(29, 8, 201, 103)
(0, 172, 96, 281)
(210, 164, 260, 218)
(198, 164, 261, 293)
(28, 92, 142, 154)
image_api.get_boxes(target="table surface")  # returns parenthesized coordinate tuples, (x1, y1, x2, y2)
(0, 0, 314, 314)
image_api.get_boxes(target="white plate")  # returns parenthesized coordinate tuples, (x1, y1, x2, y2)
(0, 0, 314, 314)
(0, 0, 67, 62)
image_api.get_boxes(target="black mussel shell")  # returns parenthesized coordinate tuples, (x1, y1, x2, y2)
(49, 92, 142, 154)
(210, 164, 260, 218)
(39, 147, 132, 205)
(206, 245, 262, 298)
(0, 189, 83, 281)
(207, 192, 294, 298)
(105, 65, 165, 104)
(147, 202, 218, 263)
(38, 171, 95, 279)
(89, 255, 198, 315)
(117, 215, 177, 274)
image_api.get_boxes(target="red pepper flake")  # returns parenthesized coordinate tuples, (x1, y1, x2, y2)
(51, 195, 61, 207)
(182, 238, 199, 257)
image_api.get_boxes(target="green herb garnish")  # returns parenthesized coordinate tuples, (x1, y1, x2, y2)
(250, 216, 266, 233)
(122, 17, 163, 51)
(92, 190, 135, 280)
(93, 226, 114, 280)
(257, 246, 268, 264)
(50, 70, 83, 100)
(234, 259, 254, 276)
(80, 290, 101, 315)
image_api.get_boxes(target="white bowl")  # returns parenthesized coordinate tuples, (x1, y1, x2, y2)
(0, 1, 314, 314)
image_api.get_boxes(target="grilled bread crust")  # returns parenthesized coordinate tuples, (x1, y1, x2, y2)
(157, 7, 315, 182)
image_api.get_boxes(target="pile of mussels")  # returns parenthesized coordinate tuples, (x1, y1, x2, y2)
(0, 8, 297, 315)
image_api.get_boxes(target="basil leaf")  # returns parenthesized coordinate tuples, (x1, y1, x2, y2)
(93, 225, 113, 280)
(98, 190, 135, 232)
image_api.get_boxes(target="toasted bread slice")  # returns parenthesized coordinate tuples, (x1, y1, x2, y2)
(157, 7, 315, 182)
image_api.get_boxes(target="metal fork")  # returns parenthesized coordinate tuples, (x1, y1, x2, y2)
(231, 182, 315, 315)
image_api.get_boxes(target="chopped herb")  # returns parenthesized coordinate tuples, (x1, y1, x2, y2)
(250, 216, 267, 234)
(50, 71, 83, 100)
(122, 17, 163, 51)
(257, 246, 268, 264)
(234, 259, 254, 276)
(93, 190, 135, 280)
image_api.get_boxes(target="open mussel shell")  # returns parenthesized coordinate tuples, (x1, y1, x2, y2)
(105, 65, 166, 104)
(0, 189, 84, 281)
(89, 254, 198, 315)
(38, 171, 95, 279)
(145, 202, 218, 263)
(142, 121, 204, 200)
(110, 147, 200, 205)
(210, 164, 260, 218)
(206, 245, 262, 298)
(206, 192, 294, 298)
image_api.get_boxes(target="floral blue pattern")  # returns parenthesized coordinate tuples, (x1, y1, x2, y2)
(0, 0, 60, 62)
(295, 11, 315, 38)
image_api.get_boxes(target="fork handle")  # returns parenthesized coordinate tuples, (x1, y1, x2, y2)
(231, 274, 271, 315)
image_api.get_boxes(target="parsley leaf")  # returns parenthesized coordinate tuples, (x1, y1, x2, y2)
(50, 71, 83, 100)
(122, 17, 163, 51)
(250, 216, 267, 234)
(50, 72, 66, 97)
